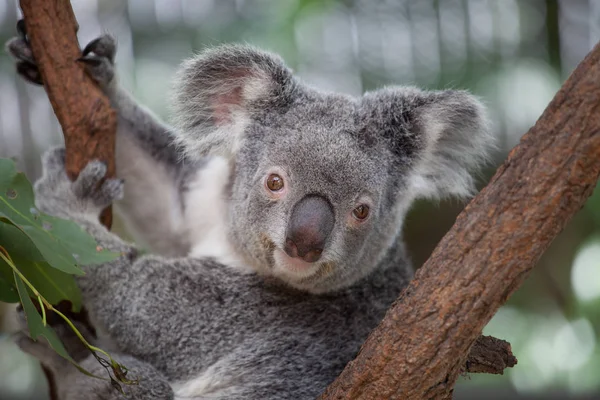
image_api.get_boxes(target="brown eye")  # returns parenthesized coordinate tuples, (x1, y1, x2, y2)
(352, 205, 370, 220)
(266, 174, 284, 192)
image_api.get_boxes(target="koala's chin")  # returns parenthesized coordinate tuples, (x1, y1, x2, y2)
(271, 248, 335, 286)
(274, 249, 315, 275)
(236, 240, 335, 293)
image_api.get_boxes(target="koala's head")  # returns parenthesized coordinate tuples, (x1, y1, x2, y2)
(171, 45, 493, 294)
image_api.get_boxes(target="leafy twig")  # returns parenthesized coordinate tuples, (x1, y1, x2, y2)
(0, 246, 136, 389)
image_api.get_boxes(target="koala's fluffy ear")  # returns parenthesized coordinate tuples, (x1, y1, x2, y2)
(170, 45, 295, 158)
(362, 87, 494, 199)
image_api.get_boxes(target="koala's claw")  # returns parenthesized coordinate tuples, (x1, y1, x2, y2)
(76, 55, 103, 67)
(6, 34, 42, 86)
(35, 148, 123, 218)
(97, 178, 125, 205)
(73, 161, 108, 195)
(77, 54, 115, 87)
(16, 19, 27, 41)
(77, 53, 115, 87)
(5, 30, 117, 88)
(6, 36, 34, 63)
(73, 161, 124, 209)
(16, 61, 43, 85)
(78, 35, 116, 87)
(43, 146, 67, 166)
(81, 35, 116, 63)
(40, 147, 67, 178)
(36, 147, 68, 191)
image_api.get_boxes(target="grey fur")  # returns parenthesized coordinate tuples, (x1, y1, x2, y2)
(6, 31, 494, 400)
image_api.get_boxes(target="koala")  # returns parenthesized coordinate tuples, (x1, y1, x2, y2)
(6, 25, 493, 400)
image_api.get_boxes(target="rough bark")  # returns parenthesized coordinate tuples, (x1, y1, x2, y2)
(319, 42, 600, 399)
(463, 335, 517, 375)
(19, 0, 116, 228)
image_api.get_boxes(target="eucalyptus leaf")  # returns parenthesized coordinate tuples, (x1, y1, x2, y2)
(0, 223, 81, 311)
(14, 271, 77, 363)
(0, 158, 119, 274)
(0, 257, 19, 302)
(14, 272, 109, 381)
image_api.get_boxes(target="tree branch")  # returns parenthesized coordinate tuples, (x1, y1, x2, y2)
(320, 41, 600, 399)
(19, 0, 116, 228)
(463, 335, 517, 375)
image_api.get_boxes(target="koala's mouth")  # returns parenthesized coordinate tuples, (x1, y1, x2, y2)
(273, 248, 321, 278)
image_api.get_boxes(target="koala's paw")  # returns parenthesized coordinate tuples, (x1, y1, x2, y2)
(77, 35, 117, 88)
(34, 147, 124, 219)
(5, 20, 117, 88)
(5, 20, 42, 85)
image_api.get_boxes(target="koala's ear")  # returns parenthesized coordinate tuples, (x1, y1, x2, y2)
(170, 45, 295, 158)
(362, 87, 494, 199)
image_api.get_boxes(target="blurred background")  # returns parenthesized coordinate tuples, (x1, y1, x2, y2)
(0, 0, 599, 399)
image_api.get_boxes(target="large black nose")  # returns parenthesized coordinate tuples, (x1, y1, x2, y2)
(284, 195, 334, 263)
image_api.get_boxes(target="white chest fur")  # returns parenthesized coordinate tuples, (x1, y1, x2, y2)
(183, 157, 251, 272)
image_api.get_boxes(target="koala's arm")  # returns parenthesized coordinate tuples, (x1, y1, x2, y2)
(6, 32, 195, 257)
(31, 148, 202, 380)
(111, 86, 195, 257)
(82, 36, 202, 257)
(13, 156, 174, 400)
(27, 149, 179, 398)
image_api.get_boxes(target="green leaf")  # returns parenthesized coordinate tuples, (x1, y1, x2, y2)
(0, 258, 18, 302)
(14, 271, 77, 364)
(28, 217, 119, 266)
(0, 158, 119, 274)
(0, 223, 81, 311)
(14, 271, 108, 381)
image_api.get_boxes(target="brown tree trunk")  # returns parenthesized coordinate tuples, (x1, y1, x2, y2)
(19, 0, 116, 228)
(319, 41, 600, 399)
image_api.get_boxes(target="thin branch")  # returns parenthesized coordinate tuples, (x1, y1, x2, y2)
(19, 0, 117, 228)
(463, 335, 517, 375)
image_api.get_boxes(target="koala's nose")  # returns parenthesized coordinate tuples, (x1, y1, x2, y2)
(284, 195, 334, 263)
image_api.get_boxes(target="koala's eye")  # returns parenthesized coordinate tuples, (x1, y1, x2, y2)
(266, 174, 284, 192)
(352, 205, 370, 220)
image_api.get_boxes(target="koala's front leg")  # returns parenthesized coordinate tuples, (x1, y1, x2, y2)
(34, 147, 134, 255)
(33, 148, 170, 349)
(7, 28, 194, 257)
(22, 151, 174, 398)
